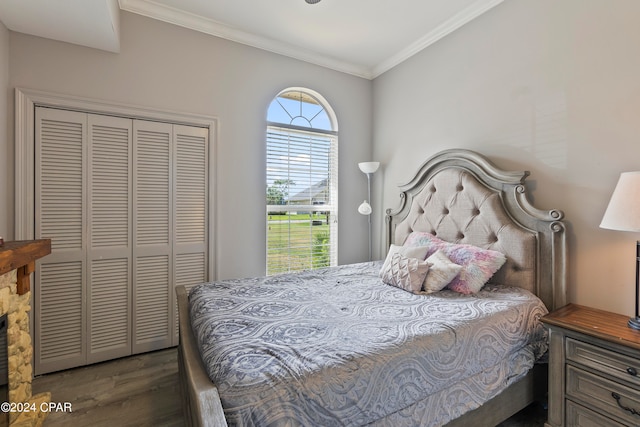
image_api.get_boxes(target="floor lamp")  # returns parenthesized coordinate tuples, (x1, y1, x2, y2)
(358, 161, 380, 261)
(600, 171, 640, 330)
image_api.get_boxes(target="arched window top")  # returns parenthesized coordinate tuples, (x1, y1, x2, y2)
(267, 88, 337, 132)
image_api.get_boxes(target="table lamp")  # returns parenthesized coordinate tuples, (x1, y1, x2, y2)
(600, 171, 640, 329)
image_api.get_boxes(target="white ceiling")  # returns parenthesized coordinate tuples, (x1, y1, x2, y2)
(0, 0, 505, 79)
(0, 0, 121, 53)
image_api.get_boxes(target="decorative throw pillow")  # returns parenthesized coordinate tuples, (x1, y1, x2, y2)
(423, 250, 462, 294)
(379, 253, 430, 294)
(380, 244, 429, 275)
(404, 232, 506, 294)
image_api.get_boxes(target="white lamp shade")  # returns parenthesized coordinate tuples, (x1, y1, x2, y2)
(358, 161, 380, 174)
(358, 200, 372, 215)
(600, 171, 640, 232)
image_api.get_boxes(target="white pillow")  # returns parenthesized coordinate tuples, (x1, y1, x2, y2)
(380, 253, 430, 294)
(422, 250, 463, 294)
(380, 244, 429, 275)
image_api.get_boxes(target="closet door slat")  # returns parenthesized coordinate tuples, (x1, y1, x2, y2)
(87, 114, 133, 364)
(133, 120, 173, 353)
(35, 107, 87, 375)
(172, 125, 209, 344)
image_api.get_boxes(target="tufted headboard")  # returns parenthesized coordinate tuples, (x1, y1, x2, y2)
(385, 149, 567, 311)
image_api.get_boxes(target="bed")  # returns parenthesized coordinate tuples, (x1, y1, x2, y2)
(176, 148, 568, 427)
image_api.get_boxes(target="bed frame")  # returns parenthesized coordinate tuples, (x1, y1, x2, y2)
(176, 148, 567, 427)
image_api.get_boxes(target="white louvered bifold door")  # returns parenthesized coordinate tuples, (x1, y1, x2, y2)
(35, 108, 210, 373)
(35, 107, 88, 374)
(87, 114, 133, 364)
(172, 125, 209, 345)
(132, 120, 173, 353)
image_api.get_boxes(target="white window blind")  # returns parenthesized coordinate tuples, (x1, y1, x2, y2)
(266, 90, 338, 275)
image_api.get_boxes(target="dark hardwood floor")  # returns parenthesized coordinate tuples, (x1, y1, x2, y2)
(33, 349, 183, 427)
(33, 348, 547, 426)
(496, 402, 547, 427)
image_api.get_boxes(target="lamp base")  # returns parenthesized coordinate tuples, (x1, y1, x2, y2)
(628, 317, 640, 330)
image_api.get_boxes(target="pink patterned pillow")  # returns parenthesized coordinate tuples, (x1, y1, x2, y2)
(404, 232, 506, 294)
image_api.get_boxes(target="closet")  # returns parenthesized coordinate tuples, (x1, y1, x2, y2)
(34, 107, 209, 375)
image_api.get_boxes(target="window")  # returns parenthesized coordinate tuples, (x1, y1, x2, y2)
(266, 88, 338, 275)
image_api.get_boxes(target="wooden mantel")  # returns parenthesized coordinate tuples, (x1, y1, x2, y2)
(0, 240, 51, 295)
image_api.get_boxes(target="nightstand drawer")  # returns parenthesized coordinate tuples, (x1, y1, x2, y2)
(566, 400, 623, 427)
(567, 338, 640, 387)
(567, 365, 640, 425)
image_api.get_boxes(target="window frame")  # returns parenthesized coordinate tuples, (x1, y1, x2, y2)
(265, 88, 338, 275)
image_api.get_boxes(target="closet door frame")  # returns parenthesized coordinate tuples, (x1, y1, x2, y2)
(15, 87, 217, 353)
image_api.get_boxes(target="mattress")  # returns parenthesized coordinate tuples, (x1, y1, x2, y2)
(189, 261, 548, 427)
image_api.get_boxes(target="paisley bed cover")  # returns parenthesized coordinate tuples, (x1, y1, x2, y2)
(189, 261, 548, 427)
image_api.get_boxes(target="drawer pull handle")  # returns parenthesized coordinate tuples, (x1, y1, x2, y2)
(627, 367, 638, 376)
(612, 392, 640, 416)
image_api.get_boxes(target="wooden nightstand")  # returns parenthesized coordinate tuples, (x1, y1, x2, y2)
(541, 304, 640, 427)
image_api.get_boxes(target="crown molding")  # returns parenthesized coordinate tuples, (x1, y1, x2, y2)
(119, 0, 503, 81)
(118, 0, 372, 79)
(371, 0, 505, 78)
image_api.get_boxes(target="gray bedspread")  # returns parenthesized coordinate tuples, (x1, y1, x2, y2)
(189, 261, 548, 427)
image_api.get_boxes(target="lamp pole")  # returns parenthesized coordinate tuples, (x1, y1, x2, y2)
(366, 171, 373, 261)
(358, 162, 380, 262)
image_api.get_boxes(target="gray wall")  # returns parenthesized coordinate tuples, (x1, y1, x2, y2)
(5, 11, 373, 279)
(373, 0, 640, 315)
(7, 1, 636, 316)
(0, 21, 9, 242)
